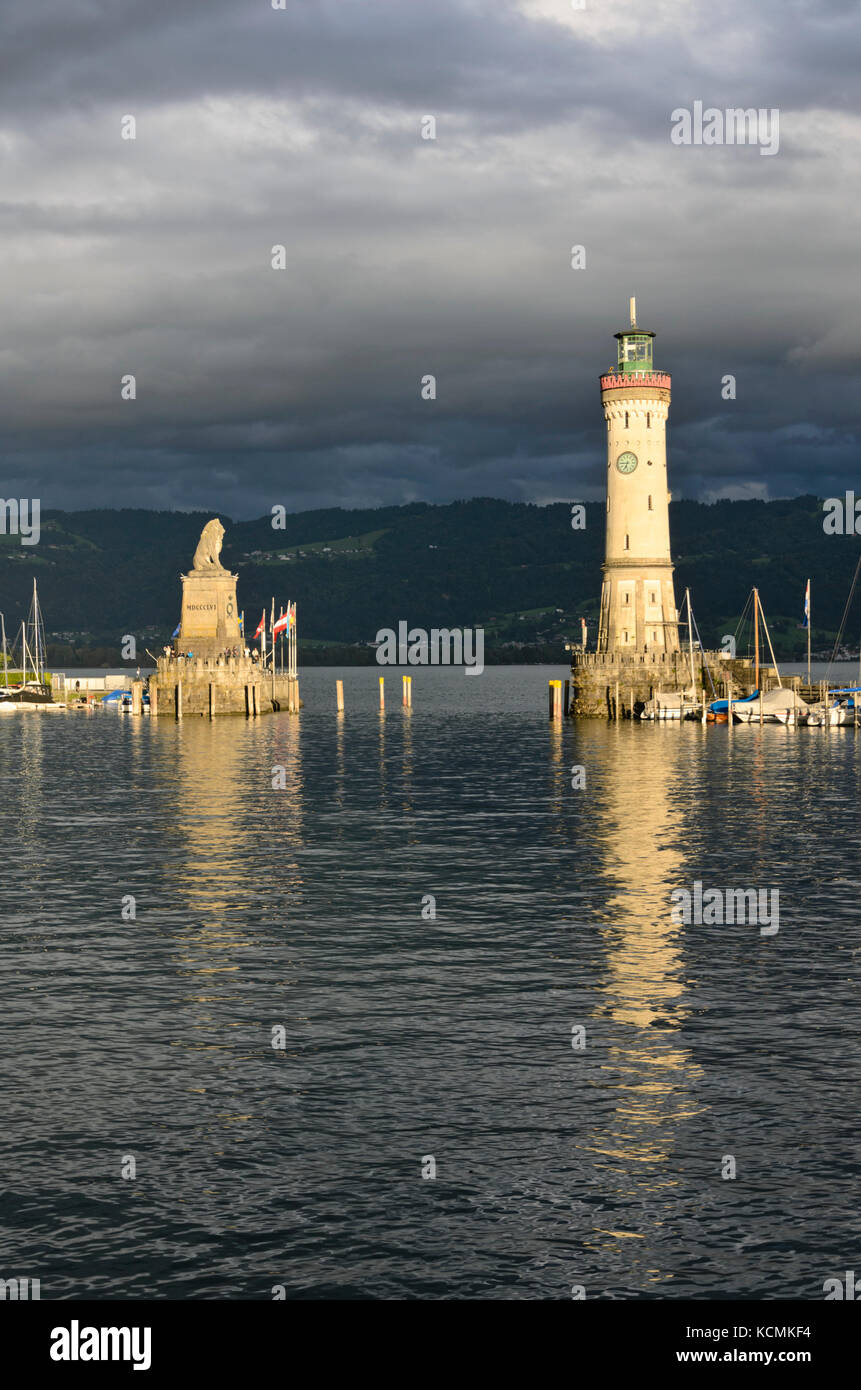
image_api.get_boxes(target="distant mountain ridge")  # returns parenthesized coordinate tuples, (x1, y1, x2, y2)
(0, 496, 857, 664)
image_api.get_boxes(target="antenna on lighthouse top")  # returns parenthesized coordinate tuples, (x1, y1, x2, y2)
(629, 296, 637, 328)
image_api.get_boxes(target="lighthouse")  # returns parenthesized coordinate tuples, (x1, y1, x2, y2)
(568, 301, 755, 716)
(597, 298, 680, 655)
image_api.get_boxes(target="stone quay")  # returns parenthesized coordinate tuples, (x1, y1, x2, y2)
(569, 650, 767, 719)
(149, 652, 298, 718)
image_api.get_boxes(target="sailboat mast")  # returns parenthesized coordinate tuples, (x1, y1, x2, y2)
(807, 580, 812, 687)
(753, 587, 760, 690)
(1, 613, 7, 688)
(686, 588, 696, 691)
(32, 579, 45, 683)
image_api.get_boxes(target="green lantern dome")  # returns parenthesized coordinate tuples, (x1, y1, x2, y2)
(613, 296, 656, 374)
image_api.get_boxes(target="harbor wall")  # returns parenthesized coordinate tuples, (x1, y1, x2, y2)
(149, 654, 299, 716)
(570, 650, 769, 718)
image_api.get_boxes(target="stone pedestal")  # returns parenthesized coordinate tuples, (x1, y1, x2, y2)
(176, 569, 242, 661)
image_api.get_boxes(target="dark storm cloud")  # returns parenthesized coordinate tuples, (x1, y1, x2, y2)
(0, 0, 859, 517)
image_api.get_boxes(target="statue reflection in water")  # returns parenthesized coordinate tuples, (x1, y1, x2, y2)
(160, 716, 305, 1165)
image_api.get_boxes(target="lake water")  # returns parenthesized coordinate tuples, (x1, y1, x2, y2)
(1, 665, 857, 1300)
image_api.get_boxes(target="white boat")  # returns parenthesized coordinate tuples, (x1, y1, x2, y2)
(642, 689, 699, 720)
(803, 696, 857, 727)
(735, 688, 809, 724)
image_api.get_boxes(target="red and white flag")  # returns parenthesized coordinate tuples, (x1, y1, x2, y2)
(273, 608, 289, 637)
(253, 610, 266, 640)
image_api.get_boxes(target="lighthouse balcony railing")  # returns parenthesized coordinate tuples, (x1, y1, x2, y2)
(599, 371, 671, 390)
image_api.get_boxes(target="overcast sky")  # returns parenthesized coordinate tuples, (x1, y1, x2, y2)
(0, 0, 858, 518)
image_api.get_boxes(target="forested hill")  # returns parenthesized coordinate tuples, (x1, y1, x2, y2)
(1, 496, 858, 664)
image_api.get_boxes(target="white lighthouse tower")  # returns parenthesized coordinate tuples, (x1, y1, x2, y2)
(597, 298, 680, 655)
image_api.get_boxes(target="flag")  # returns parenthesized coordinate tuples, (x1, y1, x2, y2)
(802, 579, 810, 629)
(172, 623, 181, 638)
(273, 608, 289, 637)
(253, 611, 266, 640)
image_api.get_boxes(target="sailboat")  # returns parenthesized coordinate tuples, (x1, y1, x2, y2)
(641, 589, 703, 720)
(3, 581, 61, 708)
(707, 588, 808, 724)
(804, 557, 861, 726)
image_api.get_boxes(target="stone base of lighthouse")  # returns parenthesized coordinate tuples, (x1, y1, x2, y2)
(597, 560, 680, 655)
(570, 651, 766, 718)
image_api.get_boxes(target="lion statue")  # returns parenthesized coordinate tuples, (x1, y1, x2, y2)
(191, 518, 226, 571)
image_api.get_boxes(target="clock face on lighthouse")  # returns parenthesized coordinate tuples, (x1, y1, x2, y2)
(616, 451, 638, 474)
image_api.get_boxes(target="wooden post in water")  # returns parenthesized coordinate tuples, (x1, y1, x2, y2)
(629, 687, 634, 720)
(336, 679, 344, 712)
(210, 683, 216, 719)
(614, 680, 619, 721)
(403, 675, 412, 708)
(149, 682, 158, 718)
(564, 679, 571, 718)
(548, 679, 561, 719)
(131, 680, 142, 716)
(176, 680, 183, 720)
(379, 676, 385, 711)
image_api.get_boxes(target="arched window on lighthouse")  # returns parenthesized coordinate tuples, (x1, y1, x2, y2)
(624, 533, 629, 550)
(648, 495, 653, 510)
(624, 411, 629, 429)
(646, 412, 651, 428)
